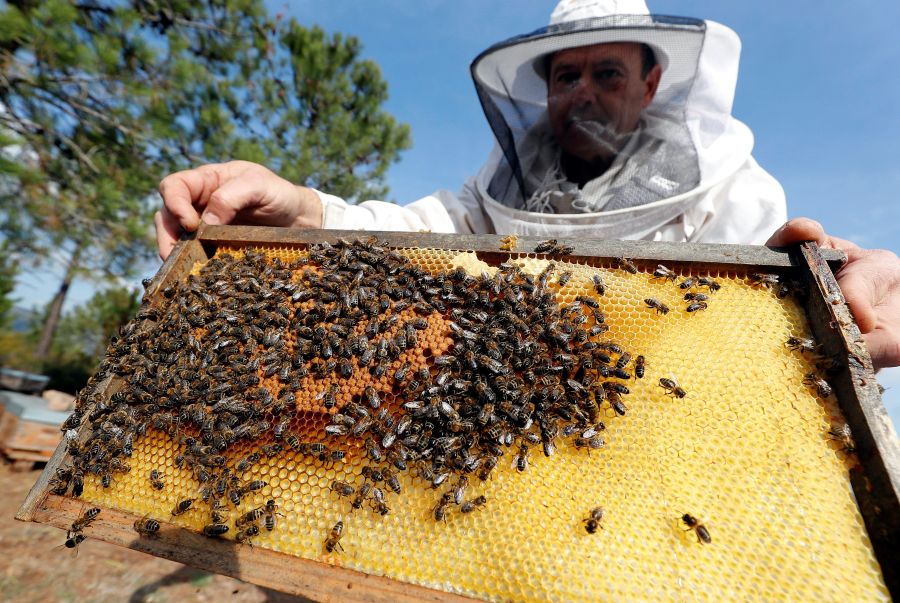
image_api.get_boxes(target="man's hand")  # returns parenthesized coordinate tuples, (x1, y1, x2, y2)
(155, 160, 323, 260)
(767, 217, 900, 370)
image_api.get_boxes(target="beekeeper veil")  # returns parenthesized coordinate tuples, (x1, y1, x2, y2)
(469, 0, 750, 239)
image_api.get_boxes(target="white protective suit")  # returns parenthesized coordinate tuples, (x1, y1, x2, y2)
(316, 12, 786, 246)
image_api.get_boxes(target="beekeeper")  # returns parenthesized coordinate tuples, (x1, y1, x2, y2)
(154, 0, 900, 369)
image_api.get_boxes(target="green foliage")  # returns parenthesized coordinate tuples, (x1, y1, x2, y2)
(0, 241, 17, 330)
(0, 331, 38, 371)
(0, 0, 409, 356)
(37, 285, 140, 392)
(51, 285, 140, 363)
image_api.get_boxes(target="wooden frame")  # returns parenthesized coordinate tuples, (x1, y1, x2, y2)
(17, 225, 900, 600)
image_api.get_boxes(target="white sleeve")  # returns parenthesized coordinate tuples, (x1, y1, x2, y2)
(685, 156, 787, 245)
(316, 177, 495, 235)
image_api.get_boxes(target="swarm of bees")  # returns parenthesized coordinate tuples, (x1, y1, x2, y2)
(54, 237, 838, 561)
(57, 238, 647, 554)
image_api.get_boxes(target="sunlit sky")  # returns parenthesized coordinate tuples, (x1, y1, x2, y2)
(11, 1, 900, 422)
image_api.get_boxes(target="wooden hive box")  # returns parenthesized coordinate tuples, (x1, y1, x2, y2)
(16, 225, 900, 602)
(0, 390, 69, 467)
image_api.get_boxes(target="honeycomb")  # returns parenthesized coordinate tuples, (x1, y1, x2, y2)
(63, 241, 888, 602)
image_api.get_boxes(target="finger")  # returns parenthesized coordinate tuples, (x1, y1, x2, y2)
(201, 177, 272, 226)
(158, 166, 226, 231)
(154, 210, 178, 261)
(766, 217, 826, 246)
(862, 330, 900, 371)
(837, 265, 879, 333)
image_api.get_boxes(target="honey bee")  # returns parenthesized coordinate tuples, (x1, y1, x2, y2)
(364, 386, 381, 409)
(635, 355, 646, 379)
(681, 514, 712, 544)
(394, 361, 411, 382)
(236, 452, 262, 474)
(583, 506, 604, 533)
(658, 377, 686, 398)
(338, 358, 353, 378)
(786, 336, 818, 355)
(324, 520, 344, 553)
(828, 423, 856, 454)
(331, 480, 355, 498)
(683, 292, 709, 302)
(573, 436, 605, 451)
(433, 492, 454, 522)
(557, 271, 572, 287)
(653, 264, 678, 282)
(616, 352, 632, 369)
(451, 475, 469, 505)
(202, 523, 229, 538)
(263, 500, 282, 531)
(370, 492, 390, 516)
(317, 384, 339, 410)
(149, 469, 165, 490)
(608, 394, 627, 416)
(365, 437, 383, 462)
(641, 297, 670, 315)
(236, 524, 260, 544)
(614, 257, 638, 274)
(460, 495, 487, 514)
(273, 418, 291, 439)
(686, 301, 708, 313)
(592, 274, 606, 296)
(63, 533, 87, 552)
(70, 507, 101, 533)
(535, 239, 557, 253)
(693, 277, 719, 292)
(171, 498, 195, 516)
(260, 443, 284, 457)
(351, 481, 372, 510)
(748, 272, 779, 288)
(133, 515, 160, 537)
(325, 424, 350, 436)
(548, 243, 574, 257)
(383, 468, 401, 494)
(803, 372, 832, 397)
(236, 506, 266, 527)
(514, 443, 529, 472)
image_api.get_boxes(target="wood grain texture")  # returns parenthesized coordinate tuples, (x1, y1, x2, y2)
(796, 242, 900, 596)
(195, 224, 847, 269)
(33, 495, 480, 603)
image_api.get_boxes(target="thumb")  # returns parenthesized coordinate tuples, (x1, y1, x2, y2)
(201, 178, 267, 225)
(766, 217, 827, 247)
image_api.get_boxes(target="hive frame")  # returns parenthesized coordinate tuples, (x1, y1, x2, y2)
(16, 224, 900, 600)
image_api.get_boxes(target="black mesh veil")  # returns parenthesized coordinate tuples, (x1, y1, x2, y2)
(470, 15, 707, 215)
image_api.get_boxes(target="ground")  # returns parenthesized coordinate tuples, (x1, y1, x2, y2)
(0, 461, 313, 603)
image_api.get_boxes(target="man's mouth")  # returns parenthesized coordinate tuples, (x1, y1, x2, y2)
(568, 117, 627, 153)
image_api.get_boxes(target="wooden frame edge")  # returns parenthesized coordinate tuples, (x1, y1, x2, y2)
(31, 495, 481, 603)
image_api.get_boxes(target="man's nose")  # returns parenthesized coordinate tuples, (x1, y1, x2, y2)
(569, 77, 596, 107)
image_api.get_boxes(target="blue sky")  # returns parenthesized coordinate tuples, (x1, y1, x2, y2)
(12, 1, 900, 422)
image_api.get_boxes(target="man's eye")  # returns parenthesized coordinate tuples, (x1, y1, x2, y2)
(595, 69, 622, 80)
(555, 72, 580, 85)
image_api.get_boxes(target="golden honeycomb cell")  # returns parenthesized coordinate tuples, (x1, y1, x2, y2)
(73, 244, 888, 602)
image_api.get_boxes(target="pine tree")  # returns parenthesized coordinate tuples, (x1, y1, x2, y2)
(0, 1, 411, 358)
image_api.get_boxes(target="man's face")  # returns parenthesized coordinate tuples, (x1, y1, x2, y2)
(547, 42, 661, 164)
